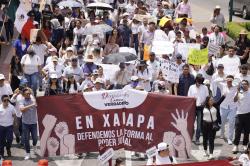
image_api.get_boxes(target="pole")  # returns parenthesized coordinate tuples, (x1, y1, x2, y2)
(0, 0, 12, 37)
(229, 0, 233, 22)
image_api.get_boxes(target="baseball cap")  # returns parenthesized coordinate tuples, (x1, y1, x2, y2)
(0, 74, 5, 80)
(157, 142, 169, 152)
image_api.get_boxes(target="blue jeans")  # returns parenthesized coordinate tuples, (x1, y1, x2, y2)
(0, 125, 13, 156)
(220, 107, 236, 141)
(25, 72, 39, 96)
(22, 123, 38, 153)
(195, 106, 203, 141)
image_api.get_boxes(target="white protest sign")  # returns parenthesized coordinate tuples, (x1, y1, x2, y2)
(161, 60, 179, 83)
(208, 44, 220, 56)
(151, 41, 174, 55)
(146, 146, 157, 158)
(177, 43, 200, 60)
(98, 148, 114, 165)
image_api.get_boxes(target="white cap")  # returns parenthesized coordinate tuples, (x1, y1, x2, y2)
(0, 74, 5, 80)
(131, 76, 139, 81)
(66, 47, 74, 51)
(215, 5, 220, 9)
(83, 84, 94, 90)
(94, 78, 104, 84)
(157, 142, 169, 151)
(50, 74, 58, 79)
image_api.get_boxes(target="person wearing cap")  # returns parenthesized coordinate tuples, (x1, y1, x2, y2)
(218, 46, 240, 76)
(210, 5, 225, 30)
(21, 45, 42, 97)
(188, 74, 209, 145)
(235, 30, 250, 65)
(42, 55, 65, 80)
(209, 24, 225, 46)
(146, 142, 177, 165)
(0, 74, 13, 105)
(0, 95, 17, 159)
(174, 0, 192, 18)
(175, 53, 184, 74)
(44, 74, 62, 96)
(123, 75, 140, 90)
(211, 64, 226, 101)
(63, 73, 80, 94)
(232, 80, 250, 153)
(154, 81, 169, 94)
(219, 75, 238, 145)
(93, 78, 105, 91)
(62, 56, 84, 83)
(62, 47, 75, 66)
(45, 47, 58, 65)
(82, 54, 98, 75)
(10, 80, 35, 146)
(134, 60, 152, 92)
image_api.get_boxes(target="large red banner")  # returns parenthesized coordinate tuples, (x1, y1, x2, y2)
(37, 90, 196, 157)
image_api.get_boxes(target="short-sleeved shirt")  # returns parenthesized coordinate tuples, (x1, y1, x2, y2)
(21, 54, 42, 75)
(13, 39, 30, 58)
(0, 104, 16, 127)
(63, 66, 84, 82)
(0, 83, 13, 104)
(20, 98, 38, 125)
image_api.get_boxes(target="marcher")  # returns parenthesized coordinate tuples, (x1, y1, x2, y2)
(0, 95, 16, 159)
(232, 80, 250, 153)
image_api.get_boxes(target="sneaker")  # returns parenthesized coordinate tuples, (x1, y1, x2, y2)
(228, 139, 233, 145)
(203, 150, 209, 157)
(243, 146, 247, 151)
(24, 153, 30, 160)
(195, 140, 200, 145)
(232, 146, 239, 153)
(208, 154, 214, 160)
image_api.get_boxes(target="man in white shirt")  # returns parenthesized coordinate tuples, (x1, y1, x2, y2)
(220, 75, 238, 145)
(209, 25, 225, 46)
(0, 74, 13, 104)
(147, 142, 177, 165)
(126, 0, 137, 19)
(235, 64, 250, 84)
(147, 52, 160, 84)
(218, 46, 241, 76)
(0, 95, 17, 158)
(42, 56, 65, 79)
(232, 80, 250, 153)
(188, 74, 209, 144)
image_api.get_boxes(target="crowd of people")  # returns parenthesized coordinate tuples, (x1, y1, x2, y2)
(0, 0, 250, 165)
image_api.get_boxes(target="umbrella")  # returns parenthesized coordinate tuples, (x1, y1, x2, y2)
(159, 17, 171, 27)
(83, 24, 113, 35)
(102, 53, 138, 64)
(86, 2, 113, 10)
(175, 17, 193, 24)
(57, 0, 82, 8)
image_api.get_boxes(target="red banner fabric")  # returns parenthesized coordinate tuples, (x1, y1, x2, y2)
(146, 160, 232, 166)
(37, 90, 196, 157)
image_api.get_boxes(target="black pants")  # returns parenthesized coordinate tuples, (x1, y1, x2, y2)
(233, 112, 250, 146)
(202, 121, 216, 154)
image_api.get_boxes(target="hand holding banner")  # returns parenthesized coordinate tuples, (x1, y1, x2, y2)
(188, 48, 209, 65)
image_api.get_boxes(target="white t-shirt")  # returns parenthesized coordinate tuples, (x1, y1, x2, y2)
(147, 154, 177, 165)
(237, 91, 250, 115)
(217, 55, 240, 76)
(32, 44, 47, 65)
(188, 84, 209, 106)
(220, 85, 238, 109)
(21, 54, 42, 75)
(131, 23, 140, 34)
(0, 104, 16, 127)
(10, 94, 24, 118)
(43, 63, 65, 78)
(126, 3, 137, 16)
(0, 83, 13, 104)
(73, 27, 85, 46)
(62, 66, 84, 82)
(203, 107, 217, 122)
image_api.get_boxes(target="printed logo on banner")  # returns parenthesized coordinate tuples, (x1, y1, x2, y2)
(101, 91, 129, 107)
